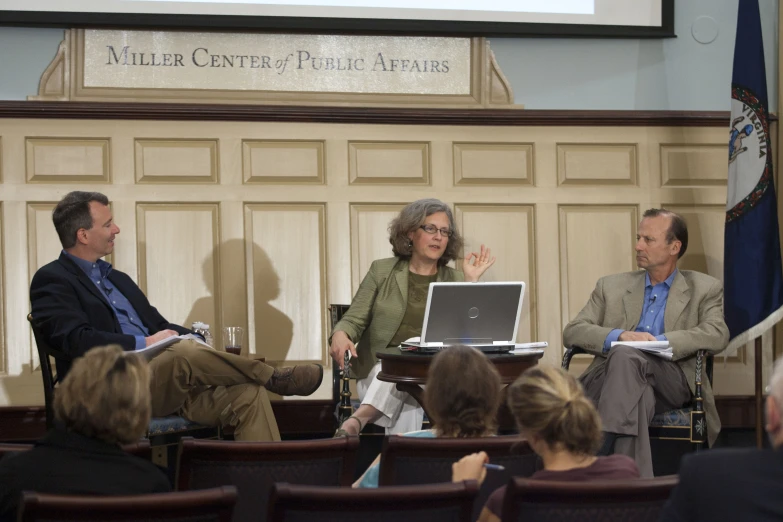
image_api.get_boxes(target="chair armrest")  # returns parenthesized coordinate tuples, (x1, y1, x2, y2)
(561, 346, 586, 370)
(693, 349, 706, 408)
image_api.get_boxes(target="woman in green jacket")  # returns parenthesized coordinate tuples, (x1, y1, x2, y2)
(330, 198, 495, 435)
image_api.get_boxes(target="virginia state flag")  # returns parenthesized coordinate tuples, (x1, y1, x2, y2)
(725, 0, 783, 353)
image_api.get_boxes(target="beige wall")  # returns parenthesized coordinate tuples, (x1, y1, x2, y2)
(0, 117, 758, 405)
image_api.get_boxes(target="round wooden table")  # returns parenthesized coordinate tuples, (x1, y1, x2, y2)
(376, 350, 544, 419)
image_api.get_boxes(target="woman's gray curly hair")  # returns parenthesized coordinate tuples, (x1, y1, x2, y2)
(388, 198, 463, 266)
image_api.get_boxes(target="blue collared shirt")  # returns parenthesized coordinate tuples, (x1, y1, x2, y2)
(603, 270, 676, 352)
(64, 251, 149, 350)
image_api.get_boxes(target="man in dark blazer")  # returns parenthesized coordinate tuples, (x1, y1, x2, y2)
(659, 357, 783, 521)
(30, 191, 323, 441)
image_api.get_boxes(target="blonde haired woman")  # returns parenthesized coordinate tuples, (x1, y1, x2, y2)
(0, 346, 170, 520)
(453, 366, 639, 522)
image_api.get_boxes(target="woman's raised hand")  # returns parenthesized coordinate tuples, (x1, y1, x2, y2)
(329, 330, 358, 370)
(462, 244, 496, 282)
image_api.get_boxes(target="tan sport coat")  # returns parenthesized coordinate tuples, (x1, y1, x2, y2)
(563, 269, 729, 446)
(332, 257, 463, 379)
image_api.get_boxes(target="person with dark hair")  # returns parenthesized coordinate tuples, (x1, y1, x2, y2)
(452, 366, 639, 522)
(30, 191, 323, 442)
(330, 198, 495, 435)
(355, 345, 502, 488)
(562, 208, 728, 477)
(0, 346, 170, 522)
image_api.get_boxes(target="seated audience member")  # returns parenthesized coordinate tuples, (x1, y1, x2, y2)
(355, 345, 502, 487)
(658, 357, 783, 522)
(0, 346, 170, 522)
(563, 209, 729, 477)
(453, 366, 639, 522)
(30, 191, 323, 442)
(330, 198, 495, 436)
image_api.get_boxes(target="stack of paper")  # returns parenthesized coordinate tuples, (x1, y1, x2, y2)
(610, 341, 673, 360)
(135, 333, 211, 360)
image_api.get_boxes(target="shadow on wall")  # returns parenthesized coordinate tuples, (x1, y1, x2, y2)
(185, 239, 293, 362)
(0, 363, 46, 407)
(676, 215, 721, 278)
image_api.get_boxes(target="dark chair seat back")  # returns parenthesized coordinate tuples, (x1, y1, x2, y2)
(176, 436, 359, 522)
(269, 481, 479, 522)
(20, 486, 238, 522)
(378, 435, 540, 521)
(501, 475, 679, 522)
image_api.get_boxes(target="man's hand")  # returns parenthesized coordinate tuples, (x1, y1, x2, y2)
(329, 331, 358, 369)
(618, 331, 657, 342)
(452, 452, 488, 485)
(145, 329, 178, 347)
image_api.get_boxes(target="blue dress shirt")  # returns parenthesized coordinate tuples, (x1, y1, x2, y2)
(64, 251, 149, 350)
(603, 270, 676, 352)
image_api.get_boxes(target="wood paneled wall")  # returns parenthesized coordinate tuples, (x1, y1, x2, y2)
(0, 113, 763, 406)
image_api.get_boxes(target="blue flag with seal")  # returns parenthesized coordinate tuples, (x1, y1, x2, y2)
(725, 0, 783, 354)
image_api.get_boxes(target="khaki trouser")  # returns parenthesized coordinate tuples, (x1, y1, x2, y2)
(580, 345, 690, 478)
(147, 340, 280, 441)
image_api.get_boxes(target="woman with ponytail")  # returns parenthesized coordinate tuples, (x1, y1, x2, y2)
(452, 365, 639, 522)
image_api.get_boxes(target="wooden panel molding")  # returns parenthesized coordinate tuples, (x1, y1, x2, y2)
(660, 144, 727, 187)
(244, 203, 327, 367)
(349, 204, 406, 292)
(0, 102, 735, 127)
(25, 138, 110, 183)
(455, 204, 537, 342)
(348, 141, 430, 185)
(134, 139, 219, 184)
(557, 143, 638, 186)
(243, 140, 325, 184)
(453, 142, 533, 186)
(136, 203, 221, 334)
(559, 205, 639, 337)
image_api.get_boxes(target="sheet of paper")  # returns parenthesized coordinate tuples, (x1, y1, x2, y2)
(134, 333, 211, 360)
(610, 341, 673, 360)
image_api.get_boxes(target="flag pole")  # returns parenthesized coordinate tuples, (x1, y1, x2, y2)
(755, 337, 763, 448)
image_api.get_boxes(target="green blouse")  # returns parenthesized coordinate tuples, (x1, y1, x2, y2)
(388, 271, 438, 347)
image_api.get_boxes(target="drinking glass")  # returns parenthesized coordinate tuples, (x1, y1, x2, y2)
(222, 326, 244, 356)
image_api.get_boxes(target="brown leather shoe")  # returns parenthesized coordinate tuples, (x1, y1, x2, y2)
(265, 364, 323, 396)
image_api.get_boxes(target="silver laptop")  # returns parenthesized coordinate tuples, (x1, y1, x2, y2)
(402, 281, 526, 353)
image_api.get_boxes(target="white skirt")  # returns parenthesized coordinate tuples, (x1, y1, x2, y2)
(357, 361, 424, 435)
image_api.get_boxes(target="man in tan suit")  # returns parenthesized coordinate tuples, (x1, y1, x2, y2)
(563, 208, 729, 477)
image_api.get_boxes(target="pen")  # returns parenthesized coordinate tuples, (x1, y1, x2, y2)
(483, 463, 505, 471)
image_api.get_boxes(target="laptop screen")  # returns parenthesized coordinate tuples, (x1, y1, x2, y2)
(421, 282, 525, 344)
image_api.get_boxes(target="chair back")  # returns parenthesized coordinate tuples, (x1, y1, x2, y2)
(20, 486, 238, 522)
(0, 443, 33, 460)
(501, 475, 679, 522)
(378, 435, 540, 521)
(27, 313, 66, 430)
(269, 481, 479, 522)
(0, 441, 151, 461)
(176, 436, 359, 522)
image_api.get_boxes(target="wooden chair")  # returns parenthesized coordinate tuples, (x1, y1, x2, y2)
(500, 475, 679, 522)
(269, 481, 479, 522)
(27, 313, 219, 468)
(176, 436, 359, 522)
(378, 435, 540, 521)
(0, 440, 152, 461)
(19, 486, 238, 522)
(562, 347, 713, 450)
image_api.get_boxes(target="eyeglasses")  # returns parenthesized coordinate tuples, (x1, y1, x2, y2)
(419, 224, 453, 238)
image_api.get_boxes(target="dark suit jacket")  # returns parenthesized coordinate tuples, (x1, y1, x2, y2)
(30, 253, 191, 377)
(0, 428, 170, 522)
(658, 447, 783, 522)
